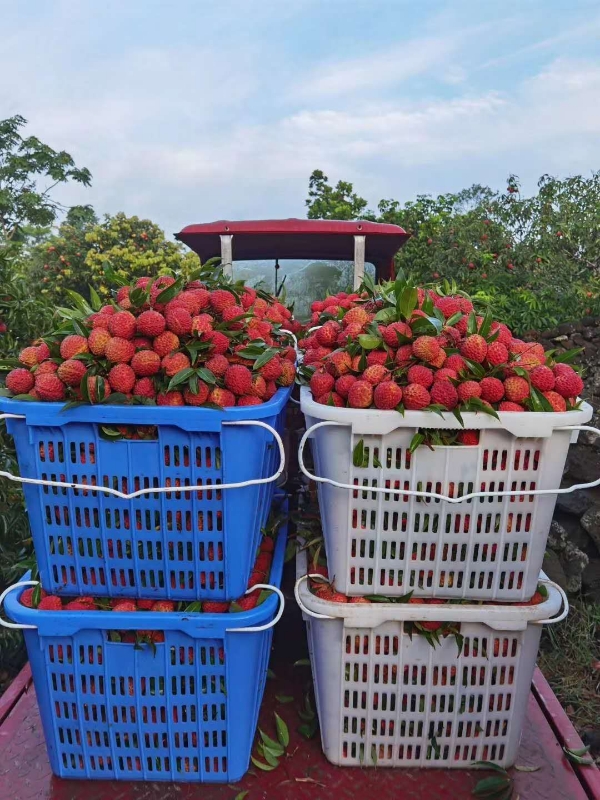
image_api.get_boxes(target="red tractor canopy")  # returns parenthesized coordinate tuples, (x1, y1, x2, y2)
(175, 218, 409, 286)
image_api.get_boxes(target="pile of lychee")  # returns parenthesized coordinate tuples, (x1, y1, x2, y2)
(4, 276, 301, 407)
(301, 283, 584, 413)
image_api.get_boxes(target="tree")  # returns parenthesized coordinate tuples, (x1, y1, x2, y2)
(304, 169, 600, 332)
(306, 169, 373, 220)
(0, 115, 91, 243)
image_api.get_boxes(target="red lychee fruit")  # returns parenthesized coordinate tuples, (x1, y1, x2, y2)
(133, 377, 156, 398)
(136, 310, 166, 337)
(460, 335, 487, 363)
(36, 342, 50, 361)
(480, 377, 505, 403)
(373, 381, 403, 409)
(237, 395, 263, 406)
(183, 383, 210, 405)
(60, 335, 89, 360)
(38, 595, 64, 611)
(156, 391, 185, 406)
(504, 376, 530, 403)
(498, 401, 525, 412)
(153, 331, 179, 357)
(434, 368, 458, 382)
(191, 313, 214, 336)
(165, 307, 192, 336)
(430, 380, 458, 409)
(224, 365, 253, 396)
(457, 381, 481, 403)
(35, 374, 65, 401)
(407, 365, 434, 388)
(108, 364, 136, 393)
(162, 352, 191, 377)
(130, 350, 160, 377)
(210, 289, 236, 313)
(335, 374, 357, 398)
(486, 341, 509, 366)
(19, 346, 40, 367)
(209, 387, 236, 407)
(543, 391, 567, 412)
(403, 384, 431, 410)
(380, 321, 412, 347)
(411, 336, 441, 363)
(205, 354, 229, 377)
(366, 350, 388, 367)
(88, 328, 111, 356)
(362, 364, 389, 385)
(326, 350, 352, 377)
(316, 321, 341, 347)
(35, 361, 58, 375)
(395, 344, 414, 367)
(342, 306, 370, 328)
(206, 330, 229, 355)
(6, 368, 34, 394)
(347, 380, 374, 408)
(251, 374, 267, 398)
(109, 311, 136, 339)
(316, 391, 344, 406)
(57, 359, 87, 387)
(530, 365, 555, 392)
(444, 354, 467, 374)
(87, 376, 111, 403)
(259, 356, 284, 381)
(554, 369, 584, 399)
(277, 359, 296, 387)
(105, 337, 135, 363)
(310, 371, 335, 397)
(457, 430, 479, 445)
(434, 296, 462, 319)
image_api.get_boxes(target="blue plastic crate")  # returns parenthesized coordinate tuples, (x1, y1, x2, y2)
(2, 504, 287, 783)
(0, 388, 290, 601)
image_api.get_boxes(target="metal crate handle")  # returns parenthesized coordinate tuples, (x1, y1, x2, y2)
(0, 416, 285, 499)
(299, 421, 600, 503)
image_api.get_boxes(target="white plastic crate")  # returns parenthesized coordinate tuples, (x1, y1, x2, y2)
(300, 387, 595, 601)
(295, 549, 567, 769)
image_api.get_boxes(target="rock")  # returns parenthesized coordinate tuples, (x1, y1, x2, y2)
(582, 316, 598, 328)
(566, 447, 600, 484)
(562, 539, 589, 592)
(582, 558, 600, 602)
(547, 519, 569, 551)
(547, 519, 570, 551)
(553, 512, 596, 553)
(556, 489, 593, 517)
(581, 505, 600, 553)
(553, 334, 569, 342)
(558, 323, 576, 336)
(544, 328, 560, 339)
(542, 550, 568, 591)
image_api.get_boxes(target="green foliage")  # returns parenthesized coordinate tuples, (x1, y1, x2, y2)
(28, 212, 201, 305)
(306, 169, 600, 332)
(0, 115, 91, 243)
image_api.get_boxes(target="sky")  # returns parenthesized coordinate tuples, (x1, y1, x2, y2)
(1, 0, 600, 238)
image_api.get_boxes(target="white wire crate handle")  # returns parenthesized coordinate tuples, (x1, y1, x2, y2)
(0, 579, 284, 633)
(0, 580, 39, 630)
(0, 417, 284, 499)
(225, 583, 285, 633)
(299, 421, 600, 504)
(294, 574, 569, 626)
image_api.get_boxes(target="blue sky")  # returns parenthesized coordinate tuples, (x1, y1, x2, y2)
(1, 0, 599, 237)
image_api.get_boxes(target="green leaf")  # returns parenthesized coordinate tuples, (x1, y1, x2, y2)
(196, 367, 217, 384)
(358, 334, 381, 350)
(374, 307, 396, 323)
(234, 792, 249, 800)
(298, 718, 318, 739)
(250, 756, 277, 772)
(352, 439, 365, 467)
(65, 289, 93, 315)
(479, 306, 494, 339)
(88, 285, 102, 311)
(260, 746, 280, 767)
(266, 668, 276, 679)
(410, 316, 440, 336)
(274, 712, 289, 748)
(399, 287, 418, 319)
(468, 397, 500, 420)
(155, 277, 184, 305)
(472, 775, 511, 796)
(253, 348, 279, 370)
(514, 764, 540, 772)
(553, 347, 584, 364)
(471, 761, 509, 774)
(259, 729, 284, 756)
(293, 659, 311, 667)
(445, 311, 463, 327)
(467, 311, 479, 335)
(166, 367, 195, 391)
(409, 432, 425, 453)
(275, 694, 294, 704)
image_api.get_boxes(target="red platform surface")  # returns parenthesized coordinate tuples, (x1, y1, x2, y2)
(1, 577, 599, 800)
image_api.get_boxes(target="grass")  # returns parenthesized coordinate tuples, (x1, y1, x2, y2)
(538, 599, 600, 732)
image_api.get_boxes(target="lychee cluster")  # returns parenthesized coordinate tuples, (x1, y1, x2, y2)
(302, 283, 584, 414)
(5, 276, 300, 408)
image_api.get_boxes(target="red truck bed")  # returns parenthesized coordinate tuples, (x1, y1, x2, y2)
(1, 591, 599, 800)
